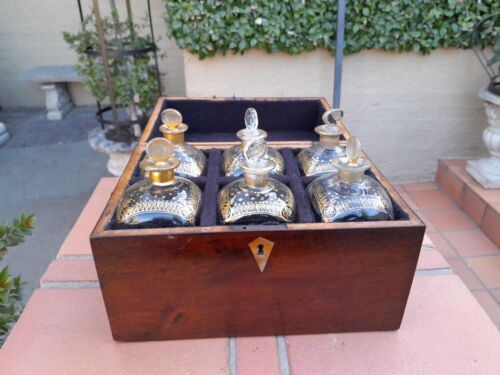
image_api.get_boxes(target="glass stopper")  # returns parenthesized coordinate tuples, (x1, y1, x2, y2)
(146, 138, 174, 163)
(244, 108, 259, 136)
(161, 108, 183, 130)
(322, 108, 343, 126)
(244, 138, 267, 162)
(346, 136, 362, 164)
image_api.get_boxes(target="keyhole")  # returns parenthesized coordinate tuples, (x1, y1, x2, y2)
(257, 244, 264, 256)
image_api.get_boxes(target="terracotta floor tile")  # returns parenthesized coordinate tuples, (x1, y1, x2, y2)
(461, 188, 487, 225)
(407, 190, 453, 209)
(237, 337, 281, 375)
(402, 182, 437, 192)
(415, 211, 436, 233)
(481, 208, 500, 248)
(493, 202, 500, 215)
(40, 259, 98, 286)
(400, 192, 418, 210)
(435, 161, 448, 187)
(491, 289, 500, 304)
(449, 165, 475, 185)
(424, 208, 476, 231)
(443, 230, 499, 257)
(467, 255, 500, 289)
(426, 232, 458, 259)
(472, 291, 500, 329)
(447, 258, 483, 291)
(58, 178, 118, 257)
(440, 171, 465, 205)
(286, 275, 500, 375)
(0, 289, 230, 375)
(421, 234, 434, 249)
(468, 182, 500, 203)
(442, 159, 468, 167)
(416, 250, 449, 271)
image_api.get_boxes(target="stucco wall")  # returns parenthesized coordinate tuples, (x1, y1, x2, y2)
(184, 49, 489, 183)
(0, 0, 185, 108)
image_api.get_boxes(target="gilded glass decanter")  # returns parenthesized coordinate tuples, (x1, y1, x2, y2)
(297, 108, 346, 176)
(117, 138, 202, 227)
(140, 108, 206, 178)
(307, 137, 394, 222)
(223, 108, 285, 176)
(219, 138, 295, 225)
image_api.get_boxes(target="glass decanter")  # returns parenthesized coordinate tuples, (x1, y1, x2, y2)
(297, 108, 346, 176)
(307, 137, 394, 222)
(219, 138, 295, 225)
(117, 138, 202, 227)
(140, 108, 206, 178)
(223, 107, 285, 176)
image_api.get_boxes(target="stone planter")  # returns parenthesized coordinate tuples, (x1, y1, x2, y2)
(88, 127, 136, 177)
(466, 89, 500, 189)
(183, 48, 487, 183)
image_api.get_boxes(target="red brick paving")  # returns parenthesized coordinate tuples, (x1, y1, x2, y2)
(399, 164, 500, 329)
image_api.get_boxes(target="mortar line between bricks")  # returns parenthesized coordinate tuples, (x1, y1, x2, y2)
(415, 269, 453, 276)
(40, 281, 100, 289)
(277, 335, 290, 375)
(229, 337, 237, 375)
(56, 254, 94, 260)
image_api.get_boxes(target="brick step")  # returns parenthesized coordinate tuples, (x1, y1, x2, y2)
(436, 159, 500, 247)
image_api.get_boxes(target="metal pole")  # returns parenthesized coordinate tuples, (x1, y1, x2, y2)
(147, 0, 162, 96)
(333, 0, 345, 108)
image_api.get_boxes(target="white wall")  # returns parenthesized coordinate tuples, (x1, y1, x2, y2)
(184, 49, 489, 183)
(0, 0, 186, 108)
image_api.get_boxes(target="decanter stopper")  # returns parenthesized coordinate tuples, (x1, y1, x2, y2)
(155, 108, 206, 177)
(237, 107, 267, 140)
(223, 107, 285, 176)
(161, 108, 183, 130)
(333, 137, 370, 183)
(143, 138, 179, 185)
(159, 108, 188, 143)
(241, 139, 275, 188)
(316, 108, 344, 144)
(244, 108, 259, 136)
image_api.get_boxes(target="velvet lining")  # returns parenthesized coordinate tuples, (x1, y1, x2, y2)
(148, 98, 346, 143)
(109, 147, 407, 230)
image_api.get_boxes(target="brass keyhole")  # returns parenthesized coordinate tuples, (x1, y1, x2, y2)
(257, 244, 264, 256)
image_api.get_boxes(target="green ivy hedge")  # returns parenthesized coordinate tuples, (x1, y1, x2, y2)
(163, 0, 499, 59)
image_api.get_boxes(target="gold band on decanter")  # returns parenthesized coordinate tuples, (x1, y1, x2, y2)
(143, 138, 180, 186)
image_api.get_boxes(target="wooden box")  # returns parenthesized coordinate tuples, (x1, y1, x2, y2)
(90, 97, 425, 342)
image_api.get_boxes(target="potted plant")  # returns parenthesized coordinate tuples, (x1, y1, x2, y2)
(64, 7, 161, 176)
(466, 13, 500, 189)
(0, 214, 35, 346)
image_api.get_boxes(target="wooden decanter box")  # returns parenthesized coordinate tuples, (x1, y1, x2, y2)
(90, 97, 425, 342)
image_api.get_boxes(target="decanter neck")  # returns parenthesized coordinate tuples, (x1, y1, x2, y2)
(319, 134, 341, 148)
(243, 171, 269, 189)
(164, 132, 184, 145)
(149, 169, 176, 186)
(338, 170, 364, 184)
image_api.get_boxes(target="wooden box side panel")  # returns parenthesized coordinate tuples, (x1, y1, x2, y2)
(91, 224, 424, 341)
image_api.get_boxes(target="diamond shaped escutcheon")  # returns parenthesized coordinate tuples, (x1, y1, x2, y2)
(248, 237, 274, 272)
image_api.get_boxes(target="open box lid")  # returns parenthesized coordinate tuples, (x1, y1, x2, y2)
(140, 97, 336, 144)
